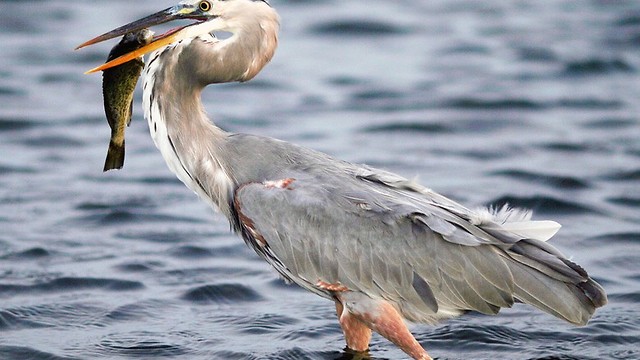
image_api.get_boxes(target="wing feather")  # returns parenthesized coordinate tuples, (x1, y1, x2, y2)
(231, 168, 605, 325)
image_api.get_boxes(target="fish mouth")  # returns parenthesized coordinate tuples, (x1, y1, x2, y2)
(75, 5, 212, 74)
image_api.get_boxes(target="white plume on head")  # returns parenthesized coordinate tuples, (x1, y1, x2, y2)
(471, 204, 561, 242)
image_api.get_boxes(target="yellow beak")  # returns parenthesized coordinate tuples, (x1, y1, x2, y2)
(84, 32, 181, 74)
(76, 5, 207, 74)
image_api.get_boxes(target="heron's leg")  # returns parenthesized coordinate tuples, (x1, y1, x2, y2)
(335, 301, 372, 352)
(340, 293, 432, 360)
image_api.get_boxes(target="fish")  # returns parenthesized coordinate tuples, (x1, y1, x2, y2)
(101, 29, 154, 171)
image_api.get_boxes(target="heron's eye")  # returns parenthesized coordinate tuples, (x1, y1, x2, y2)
(198, 1, 212, 12)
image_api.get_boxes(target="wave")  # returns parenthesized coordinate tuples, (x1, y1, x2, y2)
(491, 169, 590, 190)
(487, 195, 595, 215)
(0, 277, 144, 295)
(562, 58, 635, 76)
(309, 20, 409, 36)
(0, 247, 50, 260)
(0, 346, 78, 360)
(181, 283, 263, 304)
(96, 333, 188, 357)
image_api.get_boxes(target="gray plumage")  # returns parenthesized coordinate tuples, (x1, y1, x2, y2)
(225, 134, 606, 326)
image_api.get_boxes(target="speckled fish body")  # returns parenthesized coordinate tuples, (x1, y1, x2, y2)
(102, 29, 153, 171)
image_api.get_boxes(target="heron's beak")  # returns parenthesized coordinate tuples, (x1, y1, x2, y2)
(76, 5, 208, 74)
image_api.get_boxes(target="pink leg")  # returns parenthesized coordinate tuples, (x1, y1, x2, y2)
(362, 301, 431, 360)
(335, 301, 372, 352)
(338, 295, 432, 360)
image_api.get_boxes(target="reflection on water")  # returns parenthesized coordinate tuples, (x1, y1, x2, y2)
(1, 0, 639, 359)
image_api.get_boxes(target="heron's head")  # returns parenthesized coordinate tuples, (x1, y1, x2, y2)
(76, 0, 276, 74)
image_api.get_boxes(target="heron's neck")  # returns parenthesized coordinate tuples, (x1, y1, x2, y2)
(191, 12, 279, 84)
(141, 13, 279, 216)
(142, 44, 235, 216)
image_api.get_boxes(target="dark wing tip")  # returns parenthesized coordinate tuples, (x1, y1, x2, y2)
(578, 279, 608, 309)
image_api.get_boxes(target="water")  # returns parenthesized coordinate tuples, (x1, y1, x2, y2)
(1, 0, 639, 359)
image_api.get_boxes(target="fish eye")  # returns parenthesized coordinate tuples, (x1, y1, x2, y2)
(198, 1, 212, 12)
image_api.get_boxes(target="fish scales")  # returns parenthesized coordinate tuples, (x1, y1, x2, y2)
(102, 29, 153, 171)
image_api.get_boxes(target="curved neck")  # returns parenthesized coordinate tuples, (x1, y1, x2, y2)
(140, 8, 279, 216)
(145, 6, 279, 133)
(175, 5, 280, 86)
(144, 55, 233, 213)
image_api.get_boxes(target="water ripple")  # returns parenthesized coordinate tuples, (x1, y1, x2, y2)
(115, 261, 165, 273)
(443, 97, 623, 110)
(0, 117, 43, 131)
(563, 58, 635, 76)
(104, 300, 176, 323)
(0, 86, 24, 96)
(255, 314, 300, 333)
(443, 97, 544, 110)
(491, 169, 590, 190)
(600, 169, 640, 181)
(263, 347, 343, 360)
(361, 122, 453, 134)
(2, 302, 108, 330)
(0, 277, 144, 296)
(0, 310, 51, 330)
(72, 211, 202, 227)
(212, 350, 260, 360)
(0, 346, 79, 360)
(583, 117, 636, 130)
(488, 195, 595, 215)
(181, 283, 264, 304)
(607, 196, 640, 208)
(585, 232, 640, 246)
(20, 135, 85, 148)
(0, 247, 50, 260)
(117, 230, 193, 244)
(75, 196, 156, 211)
(96, 332, 189, 357)
(169, 245, 217, 259)
(165, 266, 263, 284)
(516, 47, 559, 62)
(538, 141, 599, 153)
(310, 20, 409, 36)
(556, 98, 623, 109)
(0, 164, 37, 175)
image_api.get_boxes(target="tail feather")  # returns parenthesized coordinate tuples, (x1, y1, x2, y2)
(577, 279, 608, 309)
(509, 262, 595, 325)
(509, 239, 587, 283)
(504, 237, 607, 326)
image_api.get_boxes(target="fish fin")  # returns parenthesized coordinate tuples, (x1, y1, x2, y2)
(127, 99, 133, 127)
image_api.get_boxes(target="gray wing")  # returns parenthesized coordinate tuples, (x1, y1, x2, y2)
(232, 169, 606, 325)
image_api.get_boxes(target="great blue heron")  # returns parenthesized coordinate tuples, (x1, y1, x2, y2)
(76, 1, 607, 359)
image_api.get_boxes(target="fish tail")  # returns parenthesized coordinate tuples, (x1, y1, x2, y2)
(103, 140, 125, 171)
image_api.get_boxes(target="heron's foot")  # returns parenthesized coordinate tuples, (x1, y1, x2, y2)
(336, 294, 432, 360)
(341, 346, 372, 360)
